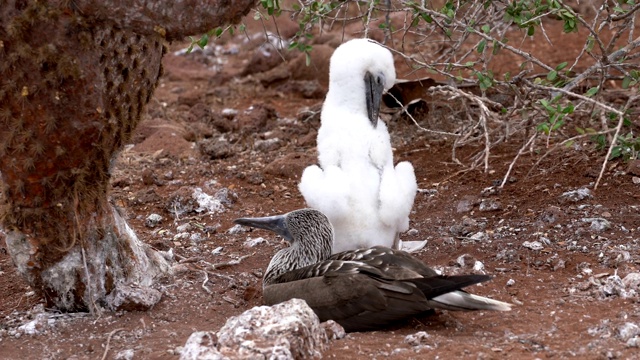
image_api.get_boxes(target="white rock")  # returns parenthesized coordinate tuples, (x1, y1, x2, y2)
(404, 331, 431, 346)
(145, 214, 163, 228)
(473, 260, 485, 272)
(522, 241, 543, 251)
(180, 331, 224, 360)
(244, 237, 267, 248)
(622, 273, 640, 289)
(221, 108, 238, 118)
(115, 349, 135, 360)
(227, 224, 246, 235)
(181, 299, 341, 359)
(561, 188, 592, 202)
(618, 323, 640, 341)
(193, 188, 224, 214)
(581, 217, 611, 232)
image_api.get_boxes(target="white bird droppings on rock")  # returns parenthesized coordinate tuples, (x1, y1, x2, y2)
(193, 188, 224, 214)
(181, 299, 342, 359)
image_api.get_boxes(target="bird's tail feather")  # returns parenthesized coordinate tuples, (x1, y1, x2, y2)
(428, 290, 512, 311)
(408, 274, 512, 312)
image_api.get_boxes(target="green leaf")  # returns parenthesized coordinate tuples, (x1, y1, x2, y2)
(527, 25, 535, 36)
(197, 34, 209, 48)
(609, 146, 622, 160)
(575, 127, 585, 135)
(481, 24, 490, 33)
(586, 36, 595, 52)
(465, 61, 474, 67)
(477, 39, 486, 53)
(305, 53, 311, 66)
(547, 70, 557, 81)
(585, 87, 599, 97)
(551, 120, 564, 131)
(622, 76, 632, 89)
(556, 62, 568, 70)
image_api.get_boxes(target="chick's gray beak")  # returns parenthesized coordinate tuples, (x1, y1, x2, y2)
(234, 214, 293, 242)
(364, 71, 385, 128)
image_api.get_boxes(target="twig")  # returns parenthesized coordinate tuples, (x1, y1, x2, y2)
(101, 328, 124, 360)
(201, 270, 213, 295)
(201, 253, 254, 271)
(611, 3, 640, 21)
(222, 296, 240, 307)
(500, 133, 537, 188)
(526, 129, 617, 177)
(594, 95, 640, 189)
(559, 35, 640, 95)
(384, 92, 460, 136)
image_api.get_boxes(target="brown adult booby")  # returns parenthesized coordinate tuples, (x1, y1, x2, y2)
(234, 208, 512, 332)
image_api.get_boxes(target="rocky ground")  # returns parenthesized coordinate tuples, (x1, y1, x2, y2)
(1, 10, 640, 360)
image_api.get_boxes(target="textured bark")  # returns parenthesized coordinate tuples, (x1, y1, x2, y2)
(0, 0, 254, 311)
(65, 0, 256, 41)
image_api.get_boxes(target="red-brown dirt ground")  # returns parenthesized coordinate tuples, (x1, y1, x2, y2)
(1, 9, 640, 360)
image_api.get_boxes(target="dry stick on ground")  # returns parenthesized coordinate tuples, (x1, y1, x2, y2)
(383, 92, 460, 136)
(428, 85, 501, 172)
(525, 129, 617, 178)
(594, 94, 640, 190)
(500, 133, 538, 188)
(201, 270, 213, 295)
(101, 328, 124, 360)
(201, 253, 254, 271)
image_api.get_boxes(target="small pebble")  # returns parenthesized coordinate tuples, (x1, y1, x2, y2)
(145, 214, 163, 228)
(522, 241, 543, 251)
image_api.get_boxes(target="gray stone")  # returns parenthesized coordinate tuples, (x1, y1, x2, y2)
(561, 188, 592, 202)
(145, 214, 163, 228)
(522, 241, 543, 251)
(618, 323, 640, 342)
(106, 284, 162, 311)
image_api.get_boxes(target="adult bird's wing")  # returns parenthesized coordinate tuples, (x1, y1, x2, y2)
(264, 258, 498, 332)
(329, 246, 441, 278)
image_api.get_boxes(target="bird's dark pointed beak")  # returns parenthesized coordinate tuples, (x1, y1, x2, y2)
(234, 214, 293, 242)
(364, 71, 385, 128)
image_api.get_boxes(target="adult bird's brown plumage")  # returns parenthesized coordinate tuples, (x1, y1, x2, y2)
(234, 208, 512, 332)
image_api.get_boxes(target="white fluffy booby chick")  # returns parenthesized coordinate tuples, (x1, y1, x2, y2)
(299, 38, 421, 254)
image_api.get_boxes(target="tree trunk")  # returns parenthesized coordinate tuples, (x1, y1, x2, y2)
(0, 0, 254, 312)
